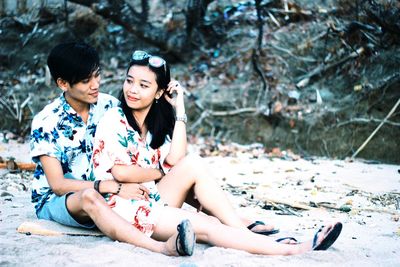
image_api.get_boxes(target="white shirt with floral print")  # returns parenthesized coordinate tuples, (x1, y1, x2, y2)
(30, 93, 119, 213)
(92, 107, 171, 236)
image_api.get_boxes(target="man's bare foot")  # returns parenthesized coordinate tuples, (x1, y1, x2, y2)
(162, 220, 196, 257)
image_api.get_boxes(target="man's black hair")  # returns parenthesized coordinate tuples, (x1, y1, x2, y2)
(47, 42, 100, 86)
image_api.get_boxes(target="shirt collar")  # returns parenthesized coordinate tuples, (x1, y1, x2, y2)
(59, 93, 98, 125)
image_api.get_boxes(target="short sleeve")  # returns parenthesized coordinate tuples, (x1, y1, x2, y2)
(159, 137, 172, 172)
(30, 118, 60, 163)
(92, 108, 138, 180)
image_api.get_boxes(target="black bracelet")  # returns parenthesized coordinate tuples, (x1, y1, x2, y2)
(158, 162, 165, 178)
(115, 182, 122, 195)
(94, 180, 101, 193)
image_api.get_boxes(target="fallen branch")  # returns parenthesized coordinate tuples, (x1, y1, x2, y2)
(266, 200, 303, 217)
(335, 117, 400, 128)
(351, 97, 400, 159)
(0, 162, 35, 171)
(262, 196, 316, 211)
(316, 202, 399, 215)
(268, 43, 317, 63)
(209, 107, 258, 117)
(296, 47, 365, 88)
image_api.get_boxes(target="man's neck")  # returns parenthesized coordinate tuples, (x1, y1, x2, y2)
(64, 94, 90, 123)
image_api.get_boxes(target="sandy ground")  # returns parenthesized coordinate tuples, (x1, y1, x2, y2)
(0, 140, 399, 266)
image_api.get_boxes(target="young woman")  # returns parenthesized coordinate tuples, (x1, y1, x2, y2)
(91, 50, 342, 255)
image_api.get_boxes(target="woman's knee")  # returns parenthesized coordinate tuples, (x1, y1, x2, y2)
(179, 154, 206, 175)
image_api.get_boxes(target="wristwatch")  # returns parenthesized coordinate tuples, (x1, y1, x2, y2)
(176, 114, 187, 123)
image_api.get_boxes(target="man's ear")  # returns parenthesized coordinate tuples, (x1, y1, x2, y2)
(155, 89, 165, 100)
(56, 78, 69, 92)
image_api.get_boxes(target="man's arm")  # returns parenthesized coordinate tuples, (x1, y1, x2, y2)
(40, 155, 119, 195)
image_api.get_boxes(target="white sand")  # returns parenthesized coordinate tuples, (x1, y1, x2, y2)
(1, 141, 399, 266)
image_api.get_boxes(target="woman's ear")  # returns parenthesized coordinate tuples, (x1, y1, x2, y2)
(56, 78, 69, 92)
(155, 89, 165, 100)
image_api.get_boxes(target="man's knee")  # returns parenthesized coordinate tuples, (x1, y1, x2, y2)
(80, 188, 104, 213)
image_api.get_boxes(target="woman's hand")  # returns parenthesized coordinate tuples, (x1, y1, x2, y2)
(164, 80, 185, 116)
(117, 182, 150, 201)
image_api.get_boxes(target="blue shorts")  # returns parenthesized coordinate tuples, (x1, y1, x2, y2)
(36, 192, 96, 229)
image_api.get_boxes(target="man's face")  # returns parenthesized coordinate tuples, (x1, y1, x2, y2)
(64, 68, 101, 107)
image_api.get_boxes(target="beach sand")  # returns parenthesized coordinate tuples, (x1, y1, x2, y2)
(0, 140, 399, 266)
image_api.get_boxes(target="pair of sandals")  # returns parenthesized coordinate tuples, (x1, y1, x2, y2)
(176, 220, 342, 256)
(275, 222, 343, 250)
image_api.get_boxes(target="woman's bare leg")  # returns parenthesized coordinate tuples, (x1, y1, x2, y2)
(152, 206, 335, 255)
(157, 155, 243, 228)
(157, 155, 275, 231)
(66, 188, 177, 256)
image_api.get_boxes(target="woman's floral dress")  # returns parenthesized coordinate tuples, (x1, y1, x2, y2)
(92, 107, 171, 236)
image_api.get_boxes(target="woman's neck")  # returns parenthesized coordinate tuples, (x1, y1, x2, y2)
(132, 109, 149, 136)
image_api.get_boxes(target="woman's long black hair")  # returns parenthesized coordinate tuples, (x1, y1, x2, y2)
(119, 56, 175, 149)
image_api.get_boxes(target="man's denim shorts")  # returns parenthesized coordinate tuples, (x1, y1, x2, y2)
(36, 192, 96, 229)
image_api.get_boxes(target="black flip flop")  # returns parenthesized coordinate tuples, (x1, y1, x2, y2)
(176, 219, 196, 256)
(275, 237, 298, 244)
(247, 220, 280, 235)
(313, 222, 343, 251)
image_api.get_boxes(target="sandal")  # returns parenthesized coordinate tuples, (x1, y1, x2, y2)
(248, 220, 280, 235)
(275, 237, 298, 244)
(313, 222, 343, 250)
(176, 219, 196, 256)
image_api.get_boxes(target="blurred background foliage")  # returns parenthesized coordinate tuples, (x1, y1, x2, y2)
(0, 0, 399, 163)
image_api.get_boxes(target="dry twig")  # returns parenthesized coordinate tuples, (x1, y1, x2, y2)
(351, 97, 400, 159)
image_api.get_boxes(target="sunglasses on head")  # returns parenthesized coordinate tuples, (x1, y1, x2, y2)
(131, 50, 166, 72)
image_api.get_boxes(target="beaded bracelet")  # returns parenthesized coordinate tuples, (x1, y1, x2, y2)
(115, 182, 122, 195)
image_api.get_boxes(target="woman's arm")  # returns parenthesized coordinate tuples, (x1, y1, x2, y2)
(111, 164, 164, 183)
(164, 80, 187, 165)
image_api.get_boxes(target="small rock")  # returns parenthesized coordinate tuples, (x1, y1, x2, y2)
(0, 191, 14, 197)
(339, 204, 352, 212)
(5, 132, 16, 140)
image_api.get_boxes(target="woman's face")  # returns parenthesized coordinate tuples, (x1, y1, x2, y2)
(123, 65, 163, 112)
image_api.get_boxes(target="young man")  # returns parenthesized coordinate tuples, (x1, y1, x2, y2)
(30, 42, 193, 256)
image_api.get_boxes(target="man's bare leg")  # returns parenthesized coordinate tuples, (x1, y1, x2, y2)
(66, 188, 181, 256)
